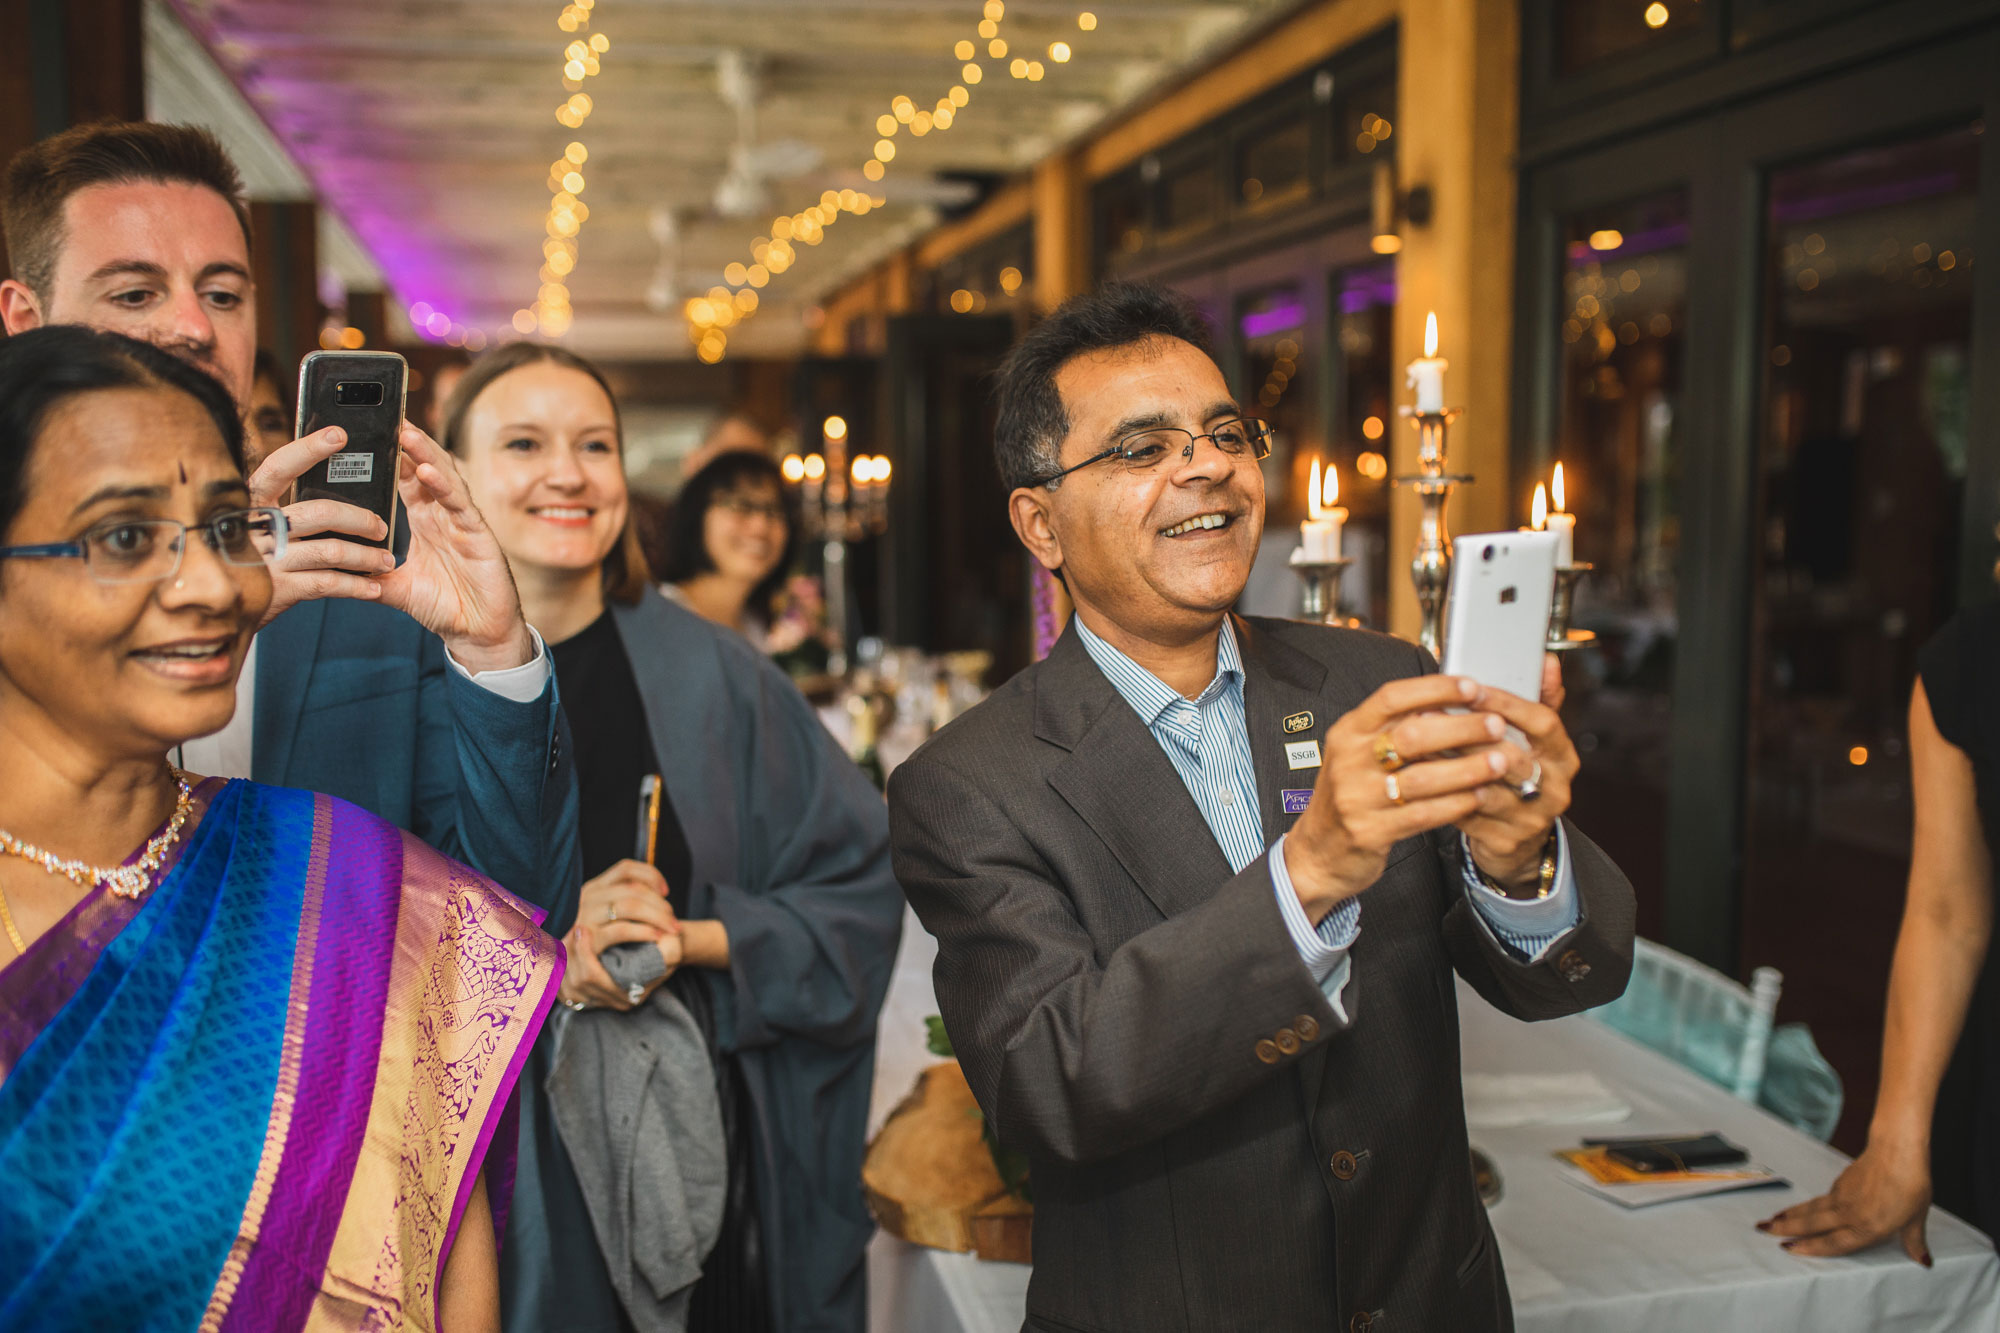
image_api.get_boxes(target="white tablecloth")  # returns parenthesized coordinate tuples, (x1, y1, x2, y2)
(865, 908, 2000, 1332)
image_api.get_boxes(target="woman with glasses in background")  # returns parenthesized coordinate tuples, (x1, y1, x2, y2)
(440, 343, 901, 1333)
(0, 326, 563, 1331)
(660, 451, 797, 650)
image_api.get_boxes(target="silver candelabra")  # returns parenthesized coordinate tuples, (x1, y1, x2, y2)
(789, 419, 891, 677)
(1394, 407, 1470, 657)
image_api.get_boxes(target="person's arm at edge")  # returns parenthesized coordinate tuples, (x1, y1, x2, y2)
(1761, 679, 1991, 1262)
(437, 1171, 499, 1333)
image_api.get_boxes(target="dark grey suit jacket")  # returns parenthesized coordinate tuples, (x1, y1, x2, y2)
(887, 615, 1636, 1333)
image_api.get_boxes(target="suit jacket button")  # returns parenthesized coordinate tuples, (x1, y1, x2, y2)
(1350, 1313, 1374, 1333)
(1330, 1150, 1358, 1180)
(1557, 949, 1591, 982)
(1295, 1015, 1320, 1042)
(1255, 1038, 1281, 1064)
(1275, 1027, 1300, 1055)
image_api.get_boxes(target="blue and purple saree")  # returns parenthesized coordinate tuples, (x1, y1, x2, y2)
(0, 778, 564, 1331)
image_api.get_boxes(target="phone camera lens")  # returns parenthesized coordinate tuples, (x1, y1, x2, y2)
(1482, 544, 1496, 561)
(334, 381, 385, 407)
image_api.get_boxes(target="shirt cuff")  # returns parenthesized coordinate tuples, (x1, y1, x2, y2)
(1272, 833, 1361, 1021)
(445, 625, 551, 703)
(1459, 824, 1581, 962)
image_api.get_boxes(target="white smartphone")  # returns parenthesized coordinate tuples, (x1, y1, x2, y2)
(1439, 530, 1559, 706)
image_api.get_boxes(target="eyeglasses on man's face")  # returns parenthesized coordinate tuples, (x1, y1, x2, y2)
(0, 507, 289, 586)
(1033, 417, 1273, 488)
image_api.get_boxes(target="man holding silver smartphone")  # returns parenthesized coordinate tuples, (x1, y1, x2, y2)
(888, 282, 1636, 1332)
(0, 121, 577, 930)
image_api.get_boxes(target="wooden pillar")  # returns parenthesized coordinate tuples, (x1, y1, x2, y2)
(0, 0, 145, 277)
(1032, 151, 1089, 315)
(346, 289, 388, 351)
(250, 201, 321, 377)
(1028, 152, 1086, 653)
(1388, 0, 1520, 640)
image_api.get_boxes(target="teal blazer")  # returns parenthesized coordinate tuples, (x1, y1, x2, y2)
(252, 597, 581, 934)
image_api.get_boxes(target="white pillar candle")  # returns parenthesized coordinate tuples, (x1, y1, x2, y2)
(1299, 457, 1342, 561)
(1548, 462, 1576, 566)
(1406, 311, 1448, 415)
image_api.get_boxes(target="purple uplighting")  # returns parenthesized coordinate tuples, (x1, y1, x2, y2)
(1240, 302, 1306, 340)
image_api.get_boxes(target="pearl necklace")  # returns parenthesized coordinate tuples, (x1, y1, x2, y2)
(0, 770, 195, 955)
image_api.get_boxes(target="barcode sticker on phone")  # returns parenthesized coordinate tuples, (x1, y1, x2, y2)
(325, 452, 373, 484)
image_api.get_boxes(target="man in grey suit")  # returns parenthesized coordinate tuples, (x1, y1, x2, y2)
(888, 283, 1635, 1332)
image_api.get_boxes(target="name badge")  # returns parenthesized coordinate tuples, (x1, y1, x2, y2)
(1282, 789, 1313, 815)
(1285, 739, 1322, 770)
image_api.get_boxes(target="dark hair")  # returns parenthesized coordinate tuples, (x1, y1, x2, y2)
(438, 341, 651, 605)
(253, 348, 292, 418)
(991, 281, 1212, 492)
(0, 325, 246, 537)
(2, 121, 252, 302)
(661, 450, 797, 616)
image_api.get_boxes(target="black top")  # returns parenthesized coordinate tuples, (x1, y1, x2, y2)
(1915, 600, 2000, 1235)
(550, 608, 693, 897)
(502, 608, 767, 1333)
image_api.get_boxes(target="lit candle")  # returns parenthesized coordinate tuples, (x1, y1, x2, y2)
(1547, 462, 1576, 566)
(1529, 481, 1548, 533)
(1406, 311, 1448, 415)
(1298, 457, 1344, 561)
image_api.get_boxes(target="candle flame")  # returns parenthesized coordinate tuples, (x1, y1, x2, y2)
(1307, 456, 1323, 520)
(1531, 483, 1548, 530)
(1552, 461, 1566, 512)
(851, 455, 870, 484)
(876, 456, 892, 484)
(1324, 463, 1339, 508)
(823, 415, 848, 442)
(803, 453, 826, 481)
(781, 454, 806, 484)
(1424, 311, 1438, 358)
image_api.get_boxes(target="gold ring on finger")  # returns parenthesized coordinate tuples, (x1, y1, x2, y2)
(1385, 772, 1404, 805)
(1373, 732, 1404, 770)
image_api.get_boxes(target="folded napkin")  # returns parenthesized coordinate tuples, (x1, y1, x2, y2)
(1463, 1072, 1632, 1129)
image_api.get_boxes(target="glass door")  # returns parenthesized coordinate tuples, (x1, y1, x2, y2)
(1740, 124, 1983, 1147)
(1516, 26, 2000, 1153)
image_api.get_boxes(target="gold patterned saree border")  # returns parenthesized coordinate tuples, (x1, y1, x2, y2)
(308, 831, 559, 1333)
(199, 792, 331, 1330)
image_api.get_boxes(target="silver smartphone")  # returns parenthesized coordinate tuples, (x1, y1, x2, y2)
(1440, 530, 1559, 707)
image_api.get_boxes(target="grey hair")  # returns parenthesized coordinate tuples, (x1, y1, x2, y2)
(990, 281, 1213, 492)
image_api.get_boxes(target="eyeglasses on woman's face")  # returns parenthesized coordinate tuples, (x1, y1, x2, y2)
(715, 494, 787, 525)
(0, 507, 288, 586)
(1033, 416, 1273, 488)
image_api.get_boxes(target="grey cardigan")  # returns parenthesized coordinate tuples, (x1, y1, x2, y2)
(608, 589, 903, 1332)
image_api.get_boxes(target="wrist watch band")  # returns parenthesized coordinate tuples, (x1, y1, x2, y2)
(1472, 828, 1560, 900)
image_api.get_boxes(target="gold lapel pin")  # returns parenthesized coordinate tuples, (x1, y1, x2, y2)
(1283, 711, 1314, 735)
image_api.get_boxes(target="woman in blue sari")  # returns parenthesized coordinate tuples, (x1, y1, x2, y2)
(0, 326, 564, 1331)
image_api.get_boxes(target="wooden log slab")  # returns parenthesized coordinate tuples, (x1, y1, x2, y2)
(863, 1061, 1032, 1261)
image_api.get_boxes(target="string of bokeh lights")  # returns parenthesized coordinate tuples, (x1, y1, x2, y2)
(509, 0, 613, 340)
(684, 4, 1099, 363)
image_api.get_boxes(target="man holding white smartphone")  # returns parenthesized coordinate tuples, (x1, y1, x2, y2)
(0, 122, 577, 931)
(888, 281, 1634, 1333)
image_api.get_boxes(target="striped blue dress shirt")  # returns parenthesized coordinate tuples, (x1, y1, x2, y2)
(1075, 617, 1579, 1017)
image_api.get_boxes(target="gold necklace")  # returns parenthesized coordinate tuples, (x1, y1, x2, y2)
(0, 769, 195, 957)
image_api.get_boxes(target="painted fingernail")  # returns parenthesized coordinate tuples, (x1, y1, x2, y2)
(1486, 715, 1504, 737)
(1922, 1252, 1933, 1269)
(1487, 752, 1506, 773)
(1781, 1240, 1799, 1251)
(1457, 677, 1477, 698)
(1754, 1220, 1772, 1232)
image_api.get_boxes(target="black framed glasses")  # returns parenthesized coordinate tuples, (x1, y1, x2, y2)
(0, 507, 288, 586)
(1033, 417, 1272, 487)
